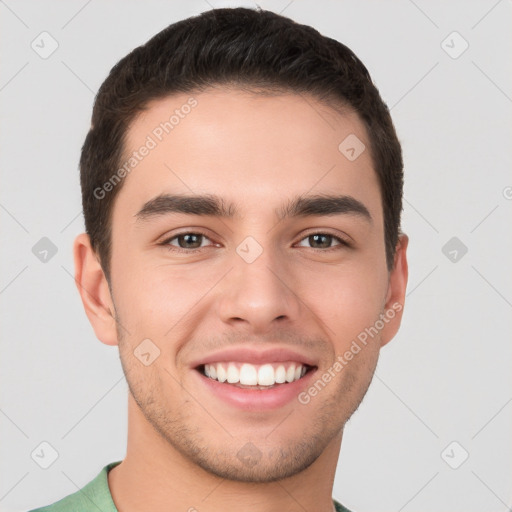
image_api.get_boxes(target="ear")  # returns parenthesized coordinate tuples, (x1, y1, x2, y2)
(73, 233, 118, 346)
(380, 233, 409, 348)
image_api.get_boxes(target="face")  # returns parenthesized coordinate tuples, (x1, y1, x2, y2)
(78, 89, 407, 482)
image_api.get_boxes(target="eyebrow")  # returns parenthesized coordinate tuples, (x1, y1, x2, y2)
(134, 193, 372, 223)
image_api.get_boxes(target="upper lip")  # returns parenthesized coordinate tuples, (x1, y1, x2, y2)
(190, 346, 318, 368)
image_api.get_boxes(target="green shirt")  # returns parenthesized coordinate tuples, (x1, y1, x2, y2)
(28, 461, 353, 512)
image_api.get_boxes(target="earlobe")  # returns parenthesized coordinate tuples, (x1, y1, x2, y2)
(380, 233, 409, 347)
(73, 233, 119, 346)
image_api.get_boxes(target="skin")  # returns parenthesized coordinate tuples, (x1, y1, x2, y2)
(74, 89, 408, 512)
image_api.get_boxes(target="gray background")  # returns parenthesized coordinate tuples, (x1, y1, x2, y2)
(1, 1, 511, 511)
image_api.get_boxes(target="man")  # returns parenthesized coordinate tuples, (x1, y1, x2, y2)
(30, 6, 408, 512)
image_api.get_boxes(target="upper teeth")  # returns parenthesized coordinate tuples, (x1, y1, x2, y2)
(203, 362, 307, 386)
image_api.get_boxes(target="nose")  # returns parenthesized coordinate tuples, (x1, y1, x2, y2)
(216, 245, 302, 333)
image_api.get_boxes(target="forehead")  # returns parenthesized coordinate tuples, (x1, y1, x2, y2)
(116, 89, 381, 222)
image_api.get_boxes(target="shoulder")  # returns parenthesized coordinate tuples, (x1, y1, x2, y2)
(26, 461, 121, 512)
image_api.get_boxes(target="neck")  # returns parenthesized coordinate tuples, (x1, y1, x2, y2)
(108, 395, 342, 512)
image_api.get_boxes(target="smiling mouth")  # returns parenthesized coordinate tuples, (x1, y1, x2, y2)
(197, 361, 316, 389)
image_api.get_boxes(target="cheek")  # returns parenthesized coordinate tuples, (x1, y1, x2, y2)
(112, 259, 218, 338)
(303, 264, 388, 345)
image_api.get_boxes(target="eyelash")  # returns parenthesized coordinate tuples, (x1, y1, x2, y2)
(159, 230, 351, 254)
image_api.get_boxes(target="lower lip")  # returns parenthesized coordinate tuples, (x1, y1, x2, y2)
(193, 368, 317, 411)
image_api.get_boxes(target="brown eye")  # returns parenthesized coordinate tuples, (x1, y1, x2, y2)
(309, 234, 333, 248)
(164, 232, 212, 250)
(176, 233, 204, 248)
(297, 233, 346, 249)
